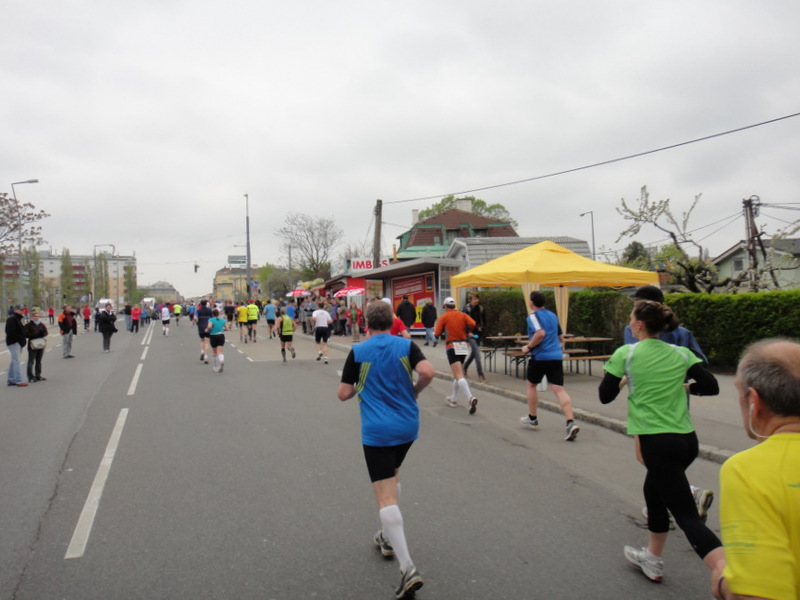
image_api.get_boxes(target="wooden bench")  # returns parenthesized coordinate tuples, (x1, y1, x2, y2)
(562, 355, 612, 376)
(479, 347, 497, 372)
(504, 348, 528, 378)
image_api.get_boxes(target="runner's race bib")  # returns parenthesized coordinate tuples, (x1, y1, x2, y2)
(452, 341, 469, 355)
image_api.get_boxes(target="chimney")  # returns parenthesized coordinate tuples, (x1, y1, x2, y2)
(455, 198, 473, 212)
(412, 209, 419, 225)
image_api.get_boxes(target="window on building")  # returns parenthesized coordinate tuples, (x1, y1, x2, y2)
(733, 258, 744, 272)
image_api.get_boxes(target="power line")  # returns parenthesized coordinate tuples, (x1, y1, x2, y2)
(385, 111, 800, 205)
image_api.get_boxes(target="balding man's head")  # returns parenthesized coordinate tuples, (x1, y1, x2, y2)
(737, 338, 800, 418)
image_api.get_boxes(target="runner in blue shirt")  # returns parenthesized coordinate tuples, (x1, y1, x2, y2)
(338, 300, 434, 599)
(519, 291, 580, 441)
(263, 300, 278, 339)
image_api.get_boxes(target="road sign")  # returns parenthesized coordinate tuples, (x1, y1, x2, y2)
(228, 255, 247, 265)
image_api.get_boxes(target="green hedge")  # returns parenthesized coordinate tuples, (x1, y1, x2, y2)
(475, 288, 800, 371)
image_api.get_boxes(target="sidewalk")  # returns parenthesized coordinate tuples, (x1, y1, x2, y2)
(240, 327, 753, 464)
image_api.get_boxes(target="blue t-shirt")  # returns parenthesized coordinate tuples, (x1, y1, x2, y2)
(285, 305, 297, 320)
(263, 303, 277, 320)
(208, 316, 226, 335)
(527, 308, 563, 360)
(342, 334, 423, 447)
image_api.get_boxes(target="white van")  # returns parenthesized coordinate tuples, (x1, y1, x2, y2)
(95, 298, 114, 309)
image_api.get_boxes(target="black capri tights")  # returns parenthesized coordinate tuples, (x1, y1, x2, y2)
(639, 432, 722, 560)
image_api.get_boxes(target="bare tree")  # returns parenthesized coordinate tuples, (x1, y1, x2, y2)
(0, 192, 49, 257)
(275, 213, 344, 280)
(616, 186, 731, 293)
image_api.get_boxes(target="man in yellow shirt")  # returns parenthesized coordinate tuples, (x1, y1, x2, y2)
(712, 338, 800, 600)
(246, 300, 259, 343)
(236, 303, 249, 343)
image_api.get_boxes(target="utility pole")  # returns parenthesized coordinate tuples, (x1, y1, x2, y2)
(742, 195, 780, 291)
(373, 199, 382, 270)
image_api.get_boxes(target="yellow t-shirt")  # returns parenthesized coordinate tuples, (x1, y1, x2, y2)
(247, 304, 259, 320)
(236, 305, 249, 323)
(720, 432, 800, 599)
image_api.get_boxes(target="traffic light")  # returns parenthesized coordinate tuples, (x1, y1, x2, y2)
(194, 264, 199, 273)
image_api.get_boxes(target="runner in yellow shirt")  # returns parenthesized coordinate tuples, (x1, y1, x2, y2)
(246, 300, 260, 343)
(236, 303, 249, 343)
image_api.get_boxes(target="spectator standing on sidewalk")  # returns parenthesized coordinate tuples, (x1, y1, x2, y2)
(24, 310, 48, 382)
(97, 302, 118, 352)
(395, 295, 416, 330)
(349, 301, 363, 342)
(712, 338, 800, 600)
(48, 306, 55, 326)
(462, 293, 486, 382)
(434, 296, 478, 414)
(5, 305, 28, 387)
(519, 291, 580, 441)
(123, 303, 132, 331)
(58, 304, 78, 359)
(599, 298, 722, 584)
(337, 300, 434, 599)
(420, 300, 437, 347)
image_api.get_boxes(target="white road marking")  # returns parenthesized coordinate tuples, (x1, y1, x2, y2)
(141, 346, 149, 361)
(127, 363, 143, 396)
(65, 408, 129, 560)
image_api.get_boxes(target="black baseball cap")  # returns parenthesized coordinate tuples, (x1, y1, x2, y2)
(631, 285, 664, 303)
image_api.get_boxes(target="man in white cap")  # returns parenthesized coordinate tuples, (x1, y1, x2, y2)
(434, 297, 478, 414)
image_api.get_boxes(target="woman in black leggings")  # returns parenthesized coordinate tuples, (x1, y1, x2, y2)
(599, 299, 725, 584)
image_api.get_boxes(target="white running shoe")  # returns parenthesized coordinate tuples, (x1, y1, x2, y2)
(624, 546, 663, 583)
(445, 396, 458, 408)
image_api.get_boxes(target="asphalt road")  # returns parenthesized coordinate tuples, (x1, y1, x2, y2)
(1, 320, 724, 599)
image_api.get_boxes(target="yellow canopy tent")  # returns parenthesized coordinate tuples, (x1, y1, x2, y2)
(450, 240, 659, 332)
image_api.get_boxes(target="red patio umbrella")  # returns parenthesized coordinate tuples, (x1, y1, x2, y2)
(333, 286, 365, 297)
(286, 289, 311, 297)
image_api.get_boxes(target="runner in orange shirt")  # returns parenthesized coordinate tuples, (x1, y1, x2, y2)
(434, 297, 478, 414)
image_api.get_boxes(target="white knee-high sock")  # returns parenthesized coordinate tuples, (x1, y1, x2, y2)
(451, 379, 459, 399)
(219, 353, 224, 364)
(457, 377, 473, 400)
(380, 505, 412, 572)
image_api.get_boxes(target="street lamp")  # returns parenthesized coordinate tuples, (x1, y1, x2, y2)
(11, 178, 39, 307)
(244, 193, 252, 299)
(579, 211, 596, 261)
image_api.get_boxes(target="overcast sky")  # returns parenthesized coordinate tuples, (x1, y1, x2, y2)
(3, 0, 799, 298)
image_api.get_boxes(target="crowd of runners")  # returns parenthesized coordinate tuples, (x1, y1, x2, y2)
(11, 287, 786, 598)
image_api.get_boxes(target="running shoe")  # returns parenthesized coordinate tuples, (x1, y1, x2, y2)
(692, 487, 714, 523)
(445, 396, 458, 408)
(219, 363, 224, 373)
(520, 416, 539, 429)
(469, 397, 478, 414)
(324, 357, 328, 364)
(395, 565, 423, 599)
(623, 546, 663, 582)
(373, 530, 394, 558)
(200, 353, 204, 361)
(565, 422, 580, 441)
(316, 352, 322, 361)
(290, 347, 296, 359)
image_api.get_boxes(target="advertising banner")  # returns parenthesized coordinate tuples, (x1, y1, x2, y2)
(391, 271, 435, 329)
